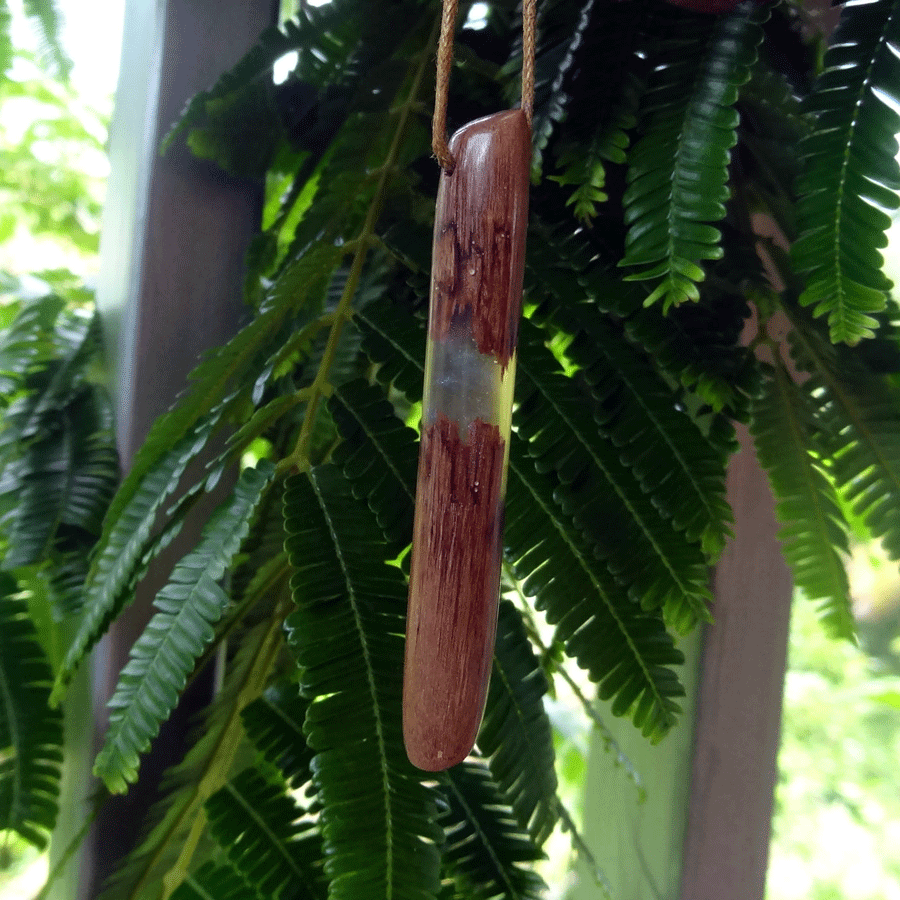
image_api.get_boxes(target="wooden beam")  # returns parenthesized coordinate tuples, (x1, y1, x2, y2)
(679, 422, 793, 900)
(79, 1, 276, 896)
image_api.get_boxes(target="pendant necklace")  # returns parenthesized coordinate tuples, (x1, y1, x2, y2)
(403, 0, 536, 772)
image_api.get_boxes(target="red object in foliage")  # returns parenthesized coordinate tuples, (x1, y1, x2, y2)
(665, 0, 746, 13)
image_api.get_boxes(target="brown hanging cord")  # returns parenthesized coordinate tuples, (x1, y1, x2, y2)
(433, 0, 459, 173)
(432, 0, 537, 175)
(521, 0, 536, 127)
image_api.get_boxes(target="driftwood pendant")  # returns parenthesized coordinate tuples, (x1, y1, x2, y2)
(403, 109, 531, 771)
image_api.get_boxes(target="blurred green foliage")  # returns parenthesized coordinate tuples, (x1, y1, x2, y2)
(768, 591, 900, 900)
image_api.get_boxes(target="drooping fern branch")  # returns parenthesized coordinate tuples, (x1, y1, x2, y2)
(750, 357, 853, 639)
(442, 761, 546, 900)
(93, 461, 276, 793)
(619, 1, 767, 309)
(791, 0, 900, 344)
(0, 573, 63, 848)
(283, 466, 443, 900)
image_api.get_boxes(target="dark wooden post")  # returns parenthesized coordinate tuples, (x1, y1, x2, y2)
(679, 423, 794, 900)
(78, 1, 276, 896)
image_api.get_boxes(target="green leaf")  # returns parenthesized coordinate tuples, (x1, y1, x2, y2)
(168, 862, 258, 900)
(478, 601, 558, 847)
(791, 0, 900, 343)
(790, 324, 900, 567)
(283, 466, 442, 900)
(240, 681, 313, 789)
(0, 294, 66, 416)
(619, 3, 767, 309)
(99, 613, 287, 900)
(328, 378, 418, 553)
(2, 387, 117, 570)
(750, 362, 854, 639)
(441, 761, 546, 900)
(505, 440, 685, 743)
(55, 243, 340, 695)
(93, 461, 275, 793)
(516, 0, 596, 174)
(205, 765, 324, 900)
(0, 573, 63, 848)
(53, 408, 225, 699)
(559, 305, 732, 557)
(22, 0, 72, 79)
(516, 320, 712, 632)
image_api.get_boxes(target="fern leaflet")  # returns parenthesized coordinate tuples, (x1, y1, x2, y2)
(441, 761, 546, 900)
(93, 461, 275, 793)
(619, 3, 766, 309)
(478, 601, 559, 847)
(283, 466, 442, 900)
(791, 0, 900, 342)
(205, 764, 324, 899)
(0, 574, 63, 848)
(750, 361, 854, 639)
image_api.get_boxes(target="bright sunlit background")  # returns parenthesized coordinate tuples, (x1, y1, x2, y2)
(0, 0, 123, 283)
(1, 2, 900, 899)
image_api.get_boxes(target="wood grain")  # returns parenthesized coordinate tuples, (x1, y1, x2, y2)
(679, 422, 793, 900)
(429, 109, 531, 369)
(404, 415, 506, 770)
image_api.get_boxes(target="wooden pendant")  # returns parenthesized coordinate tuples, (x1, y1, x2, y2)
(403, 109, 531, 771)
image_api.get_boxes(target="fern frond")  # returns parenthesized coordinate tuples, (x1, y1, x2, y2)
(355, 300, 427, 400)
(516, 320, 712, 632)
(737, 54, 812, 240)
(53, 408, 224, 699)
(441, 761, 546, 900)
(283, 466, 442, 900)
(791, 0, 900, 343)
(0, 294, 65, 392)
(2, 387, 117, 570)
(23, 307, 103, 433)
(93, 462, 276, 793)
(510, 0, 596, 173)
(328, 378, 418, 553)
(22, 0, 71, 79)
(526, 218, 754, 420)
(477, 601, 558, 847)
(619, 3, 767, 309)
(505, 440, 685, 742)
(750, 360, 853, 639)
(205, 765, 324, 899)
(548, 1, 643, 220)
(0, 574, 63, 848)
(168, 862, 257, 900)
(162, 3, 352, 154)
(55, 244, 340, 695)
(790, 323, 900, 565)
(240, 681, 312, 789)
(558, 305, 732, 557)
(99, 611, 288, 900)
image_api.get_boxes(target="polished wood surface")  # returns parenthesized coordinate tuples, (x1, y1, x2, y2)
(404, 109, 531, 771)
(429, 109, 531, 369)
(404, 415, 506, 770)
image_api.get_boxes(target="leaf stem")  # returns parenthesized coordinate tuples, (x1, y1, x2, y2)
(160, 596, 288, 898)
(282, 29, 438, 473)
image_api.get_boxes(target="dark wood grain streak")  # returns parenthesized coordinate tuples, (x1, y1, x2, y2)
(430, 109, 531, 369)
(404, 415, 506, 771)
